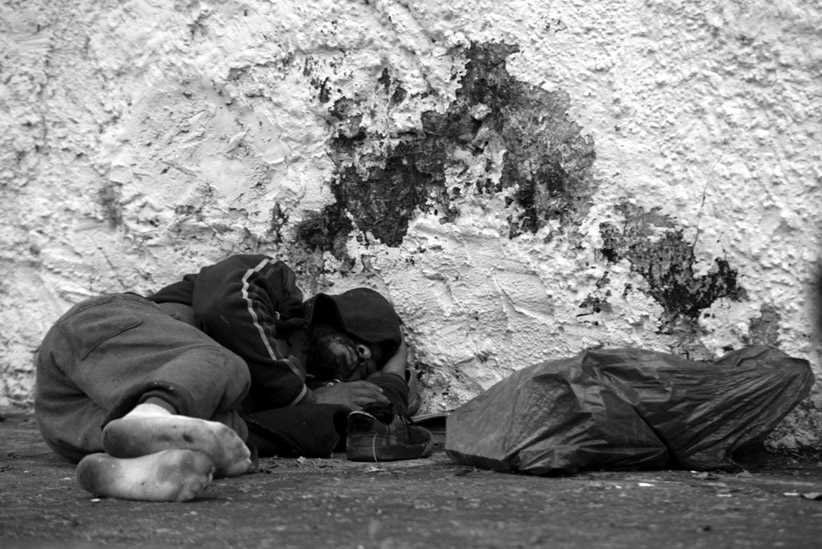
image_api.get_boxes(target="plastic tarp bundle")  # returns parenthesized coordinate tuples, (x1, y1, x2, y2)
(445, 346, 813, 474)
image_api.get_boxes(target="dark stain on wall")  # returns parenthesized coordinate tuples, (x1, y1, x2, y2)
(293, 42, 745, 338)
(267, 203, 289, 245)
(744, 303, 781, 346)
(295, 42, 597, 254)
(815, 263, 822, 337)
(579, 272, 613, 319)
(295, 202, 352, 256)
(599, 203, 746, 323)
(448, 43, 596, 237)
(98, 183, 123, 228)
(303, 57, 335, 104)
(327, 97, 366, 148)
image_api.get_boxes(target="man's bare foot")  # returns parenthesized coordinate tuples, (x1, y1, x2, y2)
(76, 449, 214, 502)
(102, 403, 252, 477)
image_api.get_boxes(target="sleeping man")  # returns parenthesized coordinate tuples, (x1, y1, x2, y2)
(35, 254, 429, 502)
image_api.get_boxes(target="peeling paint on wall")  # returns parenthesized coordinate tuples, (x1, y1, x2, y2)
(745, 304, 782, 347)
(295, 42, 596, 255)
(599, 203, 746, 327)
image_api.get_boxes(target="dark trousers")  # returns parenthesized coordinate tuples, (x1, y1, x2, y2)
(244, 372, 410, 457)
(35, 294, 250, 463)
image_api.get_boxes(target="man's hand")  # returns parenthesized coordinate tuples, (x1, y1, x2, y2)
(312, 381, 390, 410)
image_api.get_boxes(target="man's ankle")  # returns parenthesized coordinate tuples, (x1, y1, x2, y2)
(134, 397, 177, 415)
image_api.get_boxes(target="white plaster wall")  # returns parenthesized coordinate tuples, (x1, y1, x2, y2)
(2, 0, 820, 444)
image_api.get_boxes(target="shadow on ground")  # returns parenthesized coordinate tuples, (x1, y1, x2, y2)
(2, 413, 822, 548)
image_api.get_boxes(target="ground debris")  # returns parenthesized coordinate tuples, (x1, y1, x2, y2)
(690, 471, 720, 481)
(784, 491, 822, 501)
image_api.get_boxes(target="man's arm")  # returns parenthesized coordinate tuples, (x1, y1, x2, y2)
(311, 380, 390, 410)
(190, 255, 309, 410)
(308, 338, 406, 411)
(379, 339, 407, 378)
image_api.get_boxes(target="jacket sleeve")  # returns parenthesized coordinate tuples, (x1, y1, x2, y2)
(190, 254, 309, 409)
(146, 275, 196, 305)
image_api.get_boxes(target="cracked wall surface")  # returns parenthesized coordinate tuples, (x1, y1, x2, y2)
(1, 0, 821, 448)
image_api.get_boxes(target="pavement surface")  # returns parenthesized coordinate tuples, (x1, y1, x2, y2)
(2, 412, 822, 548)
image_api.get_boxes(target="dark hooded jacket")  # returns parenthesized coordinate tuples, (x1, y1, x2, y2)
(148, 254, 402, 412)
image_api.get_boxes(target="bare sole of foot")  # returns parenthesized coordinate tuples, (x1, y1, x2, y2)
(76, 450, 214, 502)
(102, 413, 252, 477)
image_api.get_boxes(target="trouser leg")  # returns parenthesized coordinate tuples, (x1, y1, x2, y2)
(244, 404, 350, 457)
(243, 373, 410, 457)
(363, 371, 409, 422)
(35, 294, 250, 463)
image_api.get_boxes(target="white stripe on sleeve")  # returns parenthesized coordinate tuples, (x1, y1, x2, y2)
(241, 258, 283, 362)
(241, 258, 308, 403)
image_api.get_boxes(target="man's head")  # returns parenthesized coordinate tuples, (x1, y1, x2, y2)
(304, 323, 386, 381)
(303, 288, 402, 381)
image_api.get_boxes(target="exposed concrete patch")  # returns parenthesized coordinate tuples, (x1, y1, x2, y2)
(577, 272, 614, 320)
(599, 202, 747, 328)
(295, 202, 354, 258)
(745, 304, 782, 347)
(295, 42, 597, 254)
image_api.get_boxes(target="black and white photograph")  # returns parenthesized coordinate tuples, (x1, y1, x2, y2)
(1, 0, 821, 547)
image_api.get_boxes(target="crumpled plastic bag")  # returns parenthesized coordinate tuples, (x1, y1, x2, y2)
(445, 346, 813, 474)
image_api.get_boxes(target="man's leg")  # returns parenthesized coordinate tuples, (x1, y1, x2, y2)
(244, 403, 351, 457)
(35, 294, 252, 500)
(346, 371, 433, 461)
(363, 371, 409, 421)
(73, 396, 252, 501)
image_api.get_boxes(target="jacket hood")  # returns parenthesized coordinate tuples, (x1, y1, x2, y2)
(306, 288, 402, 346)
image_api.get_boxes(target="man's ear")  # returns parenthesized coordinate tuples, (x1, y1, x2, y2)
(355, 343, 372, 360)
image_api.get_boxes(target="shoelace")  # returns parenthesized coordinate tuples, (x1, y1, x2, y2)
(370, 415, 412, 462)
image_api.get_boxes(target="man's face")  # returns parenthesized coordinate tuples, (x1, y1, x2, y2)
(318, 333, 376, 381)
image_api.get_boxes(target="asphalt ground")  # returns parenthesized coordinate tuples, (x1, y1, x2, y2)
(2, 412, 822, 548)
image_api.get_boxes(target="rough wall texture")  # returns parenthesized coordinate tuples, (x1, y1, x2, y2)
(2, 0, 821, 447)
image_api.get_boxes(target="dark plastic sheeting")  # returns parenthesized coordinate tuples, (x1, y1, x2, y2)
(446, 346, 813, 474)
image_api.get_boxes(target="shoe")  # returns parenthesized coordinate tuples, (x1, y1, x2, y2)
(346, 411, 434, 462)
(361, 401, 394, 425)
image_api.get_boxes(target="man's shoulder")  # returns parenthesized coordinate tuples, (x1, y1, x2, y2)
(202, 255, 298, 277)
